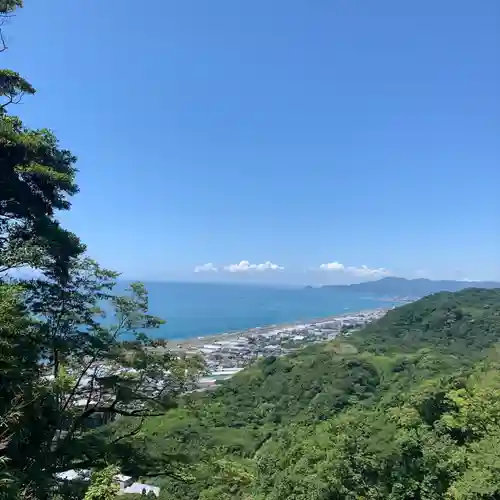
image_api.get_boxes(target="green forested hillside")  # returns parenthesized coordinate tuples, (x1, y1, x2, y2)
(119, 288, 500, 499)
(2, 3, 499, 499)
(353, 288, 500, 356)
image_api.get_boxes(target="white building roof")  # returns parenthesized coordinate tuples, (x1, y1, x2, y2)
(198, 377, 217, 384)
(118, 482, 160, 496)
(114, 474, 133, 483)
(55, 469, 91, 482)
(210, 368, 243, 376)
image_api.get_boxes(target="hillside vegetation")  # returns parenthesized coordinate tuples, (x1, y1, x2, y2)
(117, 288, 500, 499)
(2, 3, 500, 498)
(0, 3, 204, 497)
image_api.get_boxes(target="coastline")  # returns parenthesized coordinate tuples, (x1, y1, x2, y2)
(171, 306, 391, 350)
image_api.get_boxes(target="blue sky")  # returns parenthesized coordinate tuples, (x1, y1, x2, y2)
(4, 0, 499, 284)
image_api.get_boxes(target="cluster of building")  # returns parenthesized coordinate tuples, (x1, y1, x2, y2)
(55, 470, 160, 496)
(183, 309, 388, 390)
(52, 309, 389, 492)
(46, 365, 173, 496)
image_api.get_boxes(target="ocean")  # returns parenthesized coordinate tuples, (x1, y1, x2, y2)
(131, 282, 401, 340)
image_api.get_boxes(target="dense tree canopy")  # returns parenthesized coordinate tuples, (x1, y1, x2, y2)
(2, 2, 500, 500)
(120, 288, 500, 500)
(0, 3, 204, 498)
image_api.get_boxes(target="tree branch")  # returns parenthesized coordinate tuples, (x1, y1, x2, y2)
(61, 315, 126, 412)
(108, 417, 145, 446)
(103, 407, 165, 418)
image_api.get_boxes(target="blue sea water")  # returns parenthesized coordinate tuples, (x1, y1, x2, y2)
(132, 282, 400, 340)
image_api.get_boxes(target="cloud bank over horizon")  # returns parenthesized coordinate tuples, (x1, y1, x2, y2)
(194, 260, 285, 273)
(145, 260, 490, 285)
(225, 261, 284, 272)
(193, 260, 392, 279)
(189, 260, 493, 284)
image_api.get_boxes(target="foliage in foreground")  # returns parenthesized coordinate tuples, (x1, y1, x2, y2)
(125, 288, 500, 500)
(0, 2, 204, 498)
(2, 2, 500, 499)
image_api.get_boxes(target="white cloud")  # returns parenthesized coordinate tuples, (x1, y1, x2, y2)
(224, 260, 284, 272)
(319, 262, 345, 271)
(318, 261, 391, 278)
(224, 261, 252, 272)
(194, 263, 218, 273)
(254, 261, 284, 271)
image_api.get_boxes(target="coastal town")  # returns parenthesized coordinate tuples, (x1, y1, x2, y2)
(46, 307, 392, 496)
(175, 308, 391, 390)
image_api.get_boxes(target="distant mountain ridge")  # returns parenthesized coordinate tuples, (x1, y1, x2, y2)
(321, 276, 500, 297)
